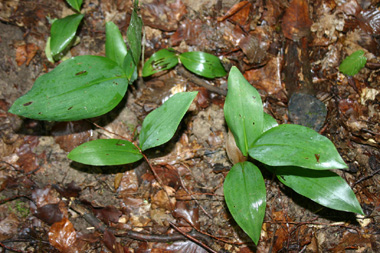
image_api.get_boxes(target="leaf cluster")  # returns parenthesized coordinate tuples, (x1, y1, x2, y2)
(142, 48, 226, 78)
(223, 67, 364, 244)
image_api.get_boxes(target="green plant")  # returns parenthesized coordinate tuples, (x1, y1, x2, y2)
(142, 48, 226, 78)
(339, 50, 367, 76)
(10, 1, 141, 121)
(46, 0, 84, 62)
(8, 0, 363, 248)
(223, 66, 364, 244)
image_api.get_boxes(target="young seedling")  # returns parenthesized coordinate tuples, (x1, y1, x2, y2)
(223, 67, 364, 244)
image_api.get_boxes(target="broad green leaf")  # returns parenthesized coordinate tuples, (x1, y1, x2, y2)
(50, 14, 84, 56)
(249, 124, 347, 170)
(9, 56, 129, 121)
(66, 0, 83, 12)
(339, 50, 367, 76)
(68, 139, 143, 166)
(142, 48, 179, 77)
(126, 2, 143, 66)
(263, 112, 278, 133)
(106, 22, 127, 67)
(224, 67, 264, 156)
(224, 162, 266, 244)
(123, 49, 138, 83)
(139, 92, 198, 151)
(179, 52, 227, 78)
(271, 166, 364, 214)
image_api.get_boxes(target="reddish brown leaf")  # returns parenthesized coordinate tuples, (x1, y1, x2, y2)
(103, 229, 124, 253)
(281, 0, 312, 40)
(218, 1, 251, 26)
(15, 44, 27, 66)
(35, 203, 64, 225)
(244, 56, 286, 100)
(15, 43, 38, 66)
(217, 1, 251, 23)
(48, 218, 77, 252)
(173, 201, 200, 229)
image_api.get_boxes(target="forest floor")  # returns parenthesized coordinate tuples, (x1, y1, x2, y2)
(0, 0, 380, 252)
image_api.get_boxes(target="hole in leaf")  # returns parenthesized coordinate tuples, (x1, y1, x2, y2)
(75, 70, 87, 76)
(315, 154, 320, 163)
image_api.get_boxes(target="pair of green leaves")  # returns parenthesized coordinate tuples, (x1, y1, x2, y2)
(10, 3, 142, 121)
(67, 91, 198, 165)
(223, 67, 363, 244)
(142, 48, 227, 78)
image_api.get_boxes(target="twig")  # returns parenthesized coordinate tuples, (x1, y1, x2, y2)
(0, 241, 24, 252)
(177, 65, 227, 96)
(169, 222, 217, 253)
(177, 165, 212, 219)
(353, 168, 380, 186)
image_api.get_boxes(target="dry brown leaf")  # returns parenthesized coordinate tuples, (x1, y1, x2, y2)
(48, 218, 77, 252)
(281, 0, 312, 40)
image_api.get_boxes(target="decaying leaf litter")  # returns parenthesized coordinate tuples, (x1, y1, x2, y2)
(1, 0, 380, 251)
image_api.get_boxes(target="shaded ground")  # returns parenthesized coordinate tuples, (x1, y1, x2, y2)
(1, 0, 380, 252)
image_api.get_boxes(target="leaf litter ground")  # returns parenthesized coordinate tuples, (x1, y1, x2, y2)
(0, 0, 380, 251)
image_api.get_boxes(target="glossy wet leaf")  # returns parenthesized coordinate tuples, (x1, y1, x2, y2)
(126, 2, 142, 66)
(224, 162, 266, 244)
(272, 166, 364, 214)
(142, 48, 178, 77)
(179, 51, 227, 78)
(339, 50, 367, 76)
(9, 56, 129, 121)
(106, 22, 127, 67)
(224, 67, 264, 156)
(68, 139, 143, 165)
(50, 14, 84, 56)
(66, 0, 83, 12)
(248, 124, 347, 170)
(139, 92, 198, 151)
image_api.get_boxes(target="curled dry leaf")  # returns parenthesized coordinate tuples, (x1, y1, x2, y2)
(48, 218, 77, 252)
(226, 129, 247, 164)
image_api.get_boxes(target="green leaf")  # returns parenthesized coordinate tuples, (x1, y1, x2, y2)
(9, 56, 129, 121)
(68, 139, 143, 166)
(248, 124, 347, 170)
(263, 112, 278, 133)
(45, 37, 54, 63)
(66, 0, 83, 12)
(123, 49, 138, 83)
(126, 2, 143, 66)
(224, 162, 266, 244)
(224, 67, 264, 156)
(106, 22, 127, 67)
(139, 92, 198, 151)
(272, 166, 364, 214)
(142, 48, 179, 77)
(50, 14, 84, 56)
(179, 51, 227, 78)
(339, 50, 367, 76)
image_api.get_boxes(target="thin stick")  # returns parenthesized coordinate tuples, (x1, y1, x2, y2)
(169, 222, 217, 253)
